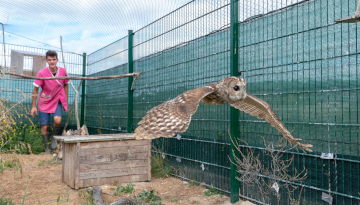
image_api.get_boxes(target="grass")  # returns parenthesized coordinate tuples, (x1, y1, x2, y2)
(38, 158, 62, 166)
(1, 123, 44, 154)
(136, 190, 164, 205)
(78, 189, 94, 205)
(204, 184, 222, 197)
(151, 147, 175, 178)
(164, 196, 179, 203)
(0, 154, 22, 176)
(112, 183, 135, 196)
(188, 180, 201, 187)
(0, 195, 13, 205)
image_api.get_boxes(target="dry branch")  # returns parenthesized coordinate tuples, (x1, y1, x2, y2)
(230, 132, 307, 204)
(1, 71, 141, 80)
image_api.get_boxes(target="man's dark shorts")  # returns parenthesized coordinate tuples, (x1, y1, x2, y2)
(39, 102, 62, 125)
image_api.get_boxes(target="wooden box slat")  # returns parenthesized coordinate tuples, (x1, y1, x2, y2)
(80, 140, 148, 148)
(79, 167, 149, 179)
(54, 133, 135, 143)
(79, 159, 148, 172)
(79, 145, 148, 156)
(56, 134, 151, 189)
(78, 174, 149, 188)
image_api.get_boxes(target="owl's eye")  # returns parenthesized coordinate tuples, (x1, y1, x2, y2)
(233, 86, 239, 91)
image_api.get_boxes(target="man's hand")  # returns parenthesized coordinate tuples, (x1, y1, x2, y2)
(31, 87, 39, 117)
(31, 107, 38, 117)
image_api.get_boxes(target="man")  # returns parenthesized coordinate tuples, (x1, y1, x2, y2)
(31, 50, 69, 153)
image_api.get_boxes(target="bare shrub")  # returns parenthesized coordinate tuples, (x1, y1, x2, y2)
(230, 132, 307, 204)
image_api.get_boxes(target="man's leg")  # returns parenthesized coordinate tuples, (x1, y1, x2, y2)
(39, 111, 51, 154)
(51, 102, 63, 149)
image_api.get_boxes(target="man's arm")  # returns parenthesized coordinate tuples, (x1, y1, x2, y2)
(64, 83, 69, 104)
(31, 87, 39, 117)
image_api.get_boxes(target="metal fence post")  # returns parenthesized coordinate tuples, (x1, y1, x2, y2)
(230, 0, 240, 203)
(128, 30, 134, 133)
(80, 53, 86, 127)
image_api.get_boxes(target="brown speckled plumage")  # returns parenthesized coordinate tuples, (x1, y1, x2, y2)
(134, 77, 313, 152)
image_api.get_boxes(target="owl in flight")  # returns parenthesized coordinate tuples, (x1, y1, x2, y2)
(134, 77, 313, 152)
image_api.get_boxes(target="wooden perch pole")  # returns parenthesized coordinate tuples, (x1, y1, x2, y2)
(63, 80, 83, 133)
(60, 36, 80, 130)
(1, 71, 141, 80)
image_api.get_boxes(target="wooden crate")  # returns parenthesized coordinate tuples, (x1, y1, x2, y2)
(54, 134, 151, 189)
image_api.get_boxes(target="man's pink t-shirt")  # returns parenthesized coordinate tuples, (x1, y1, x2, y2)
(33, 67, 69, 113)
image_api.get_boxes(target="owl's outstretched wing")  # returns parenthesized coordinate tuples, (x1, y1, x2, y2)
(134, 84, 216, 139)
(230, 93, 313, 152)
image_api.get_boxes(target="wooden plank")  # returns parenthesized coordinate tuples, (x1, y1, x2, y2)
(80, 139, 148, 149)
(79, 145, 149, 156)
(79, 166, 148, 180)
(54, 133, 135, 143)
(74, 142, 80, 189)
(79, 159, 148, 172)
(61, 141, 65, 183)
(79, 152, 149, 164)
(148, 140, 151, 181)
(63, 143, 69, 186)
(78, 174, 149, 188)
(63, 143, 76, 188)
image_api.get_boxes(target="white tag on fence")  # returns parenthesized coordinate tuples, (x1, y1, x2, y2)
(201, 163, 205, 171)
(321, 192, 333, 205)
(272, 182, 279, 193)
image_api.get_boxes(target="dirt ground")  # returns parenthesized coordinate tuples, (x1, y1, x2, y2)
(0, 154, 253, 205)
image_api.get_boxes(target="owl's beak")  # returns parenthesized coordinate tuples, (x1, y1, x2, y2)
(242, 92, 247, 99)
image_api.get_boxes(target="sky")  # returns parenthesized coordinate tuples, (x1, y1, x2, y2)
(0, 0, 306, 75)
(0, 0, 192, 54)
(0, 0, 304, 55)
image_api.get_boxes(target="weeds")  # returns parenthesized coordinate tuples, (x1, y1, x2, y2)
(1, 124, 44, 154)
(112, 183, 135, 196)
(78, 189, 94, 205)
(136, 190, 164, 205)
(0, 154, 22, 177)
(0, 77, 33, 153)
(188, 180, 200, 187)
(163, 196, 179, 203)
(204, 184, 220, 196)
(0, 70, 42, 155)
(38, 158, 61, 166)
(0, 194, 13, 205)
(151, 146, 175, 178)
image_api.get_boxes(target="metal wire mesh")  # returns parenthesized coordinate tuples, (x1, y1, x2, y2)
(238, 0, 360, 204)
(132, 0, 232, 193)
(0, 43, 83, 128)
(85, 0, 360, 203)
(86, 37, 129, 134)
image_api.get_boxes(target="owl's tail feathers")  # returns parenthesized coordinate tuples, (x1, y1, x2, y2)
(133, 127, 156, 140)
(133, 126, 176, 140)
